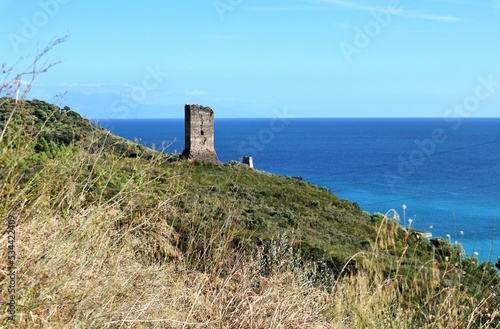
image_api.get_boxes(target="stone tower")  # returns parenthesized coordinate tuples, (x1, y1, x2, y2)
(182, 104, 219, 162)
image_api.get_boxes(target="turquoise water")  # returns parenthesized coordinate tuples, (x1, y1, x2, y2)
(96, 118, 500, 263)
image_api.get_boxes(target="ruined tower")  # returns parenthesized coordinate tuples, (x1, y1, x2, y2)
(182, 104, 219, 162)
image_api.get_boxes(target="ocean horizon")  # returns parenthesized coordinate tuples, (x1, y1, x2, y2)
(94, 117, 500, 263)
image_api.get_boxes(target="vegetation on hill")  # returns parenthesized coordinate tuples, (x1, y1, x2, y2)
(1, 97, 499, 328)
(1, 45, 499, 327)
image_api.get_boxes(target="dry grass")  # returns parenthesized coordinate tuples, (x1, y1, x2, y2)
(0, 194, 328, 327)
(1, 140, 498, 328)
(0, 139, 331, 328)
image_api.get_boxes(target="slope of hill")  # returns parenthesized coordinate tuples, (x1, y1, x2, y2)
(1, 98, 499, 328)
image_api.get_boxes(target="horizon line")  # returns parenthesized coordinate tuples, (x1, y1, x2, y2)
(89, 116, 500, 120)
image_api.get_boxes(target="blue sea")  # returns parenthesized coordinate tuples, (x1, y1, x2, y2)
(95, 118, 500, 263)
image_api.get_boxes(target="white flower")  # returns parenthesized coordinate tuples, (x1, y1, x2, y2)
(446, 234, 451, 240)
(460, 231, 464, 236)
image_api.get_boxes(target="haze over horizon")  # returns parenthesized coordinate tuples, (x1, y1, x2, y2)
(1, 0, 500, 118)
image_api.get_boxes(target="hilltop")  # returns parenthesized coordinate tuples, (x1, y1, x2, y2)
(1, 98, 499, 328)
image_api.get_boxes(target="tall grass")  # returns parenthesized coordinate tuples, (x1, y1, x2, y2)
(0, 130, 328, 327)
(327, 215, 498, 328)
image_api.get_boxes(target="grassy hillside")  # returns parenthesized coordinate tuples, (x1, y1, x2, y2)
(1, 98, 499, 328)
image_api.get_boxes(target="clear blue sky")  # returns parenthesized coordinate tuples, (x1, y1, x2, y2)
(1, 0, 500, 118)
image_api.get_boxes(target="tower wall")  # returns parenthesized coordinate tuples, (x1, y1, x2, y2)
(242, 156, 254, 168)
(182, 104, 219, 162)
